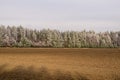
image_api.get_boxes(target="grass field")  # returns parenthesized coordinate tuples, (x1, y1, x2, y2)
(0, 48, 120, 80)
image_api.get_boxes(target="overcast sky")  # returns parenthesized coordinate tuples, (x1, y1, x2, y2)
(0, 0, 120, 32)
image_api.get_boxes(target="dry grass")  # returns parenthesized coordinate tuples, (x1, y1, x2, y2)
(0, 65, 89, 80)
(0, 48, 120, 80)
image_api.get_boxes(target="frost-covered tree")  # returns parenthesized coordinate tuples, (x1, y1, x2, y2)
(0, 25, 119, 48)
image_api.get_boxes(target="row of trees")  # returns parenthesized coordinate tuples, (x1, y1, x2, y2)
(0, 25, 120, 48)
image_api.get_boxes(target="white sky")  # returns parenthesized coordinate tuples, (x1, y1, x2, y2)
(0, 0, 120, 32)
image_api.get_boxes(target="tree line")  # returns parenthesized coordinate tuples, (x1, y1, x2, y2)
(0, 25, 120, 48)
